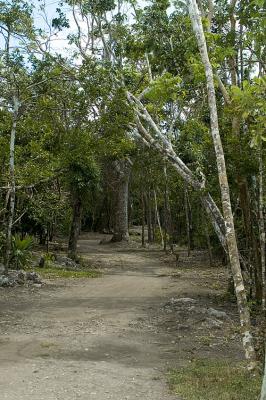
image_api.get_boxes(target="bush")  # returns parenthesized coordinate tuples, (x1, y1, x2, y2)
(11, 234, 34, 269)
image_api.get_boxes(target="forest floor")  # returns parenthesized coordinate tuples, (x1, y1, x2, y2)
(0, 231, 246, 400)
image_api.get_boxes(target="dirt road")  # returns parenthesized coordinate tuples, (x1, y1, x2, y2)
(0, 234, 184, 400)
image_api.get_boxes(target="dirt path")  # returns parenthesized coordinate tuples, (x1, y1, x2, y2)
(0, 233, 243, 400)
(0, 234, 182, 400)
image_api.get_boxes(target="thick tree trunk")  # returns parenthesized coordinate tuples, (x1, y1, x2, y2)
(4, 96, 20, 274)
(111, 159, 132, 242)
(188, 0, 257, 367)
(68, 195, 82, 260)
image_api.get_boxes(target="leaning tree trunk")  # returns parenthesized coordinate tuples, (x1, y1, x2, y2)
(4, 95, 20, 274)
(188, 0, 257, 367)
(68, 194, 82, 261)
(111, 159, 132, 242)
(127, 95, 228, 254)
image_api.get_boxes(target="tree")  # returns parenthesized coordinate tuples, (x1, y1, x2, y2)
(187, 0, 257, 367)
(0, 0, 35, 273)
(261, 348, 266, 400)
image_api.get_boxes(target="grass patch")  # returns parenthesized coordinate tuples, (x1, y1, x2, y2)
(168, 359, 261, 400)
(33, 267, 101, 279)
(40, 342, 57, 348)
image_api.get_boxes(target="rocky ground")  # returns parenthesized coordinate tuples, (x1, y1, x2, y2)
(0, 232, 244, 400)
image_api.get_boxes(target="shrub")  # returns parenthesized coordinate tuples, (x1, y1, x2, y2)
(11, 234, 34, 269)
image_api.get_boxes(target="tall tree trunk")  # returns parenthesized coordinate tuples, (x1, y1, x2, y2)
(111, 159, 132, 242)
(129, 98, 228, 253)
(261, 347, 266, 400)
(141, 191, 145, 247)
(238, 175, 262, 302)
(68, 195, 82, 260)
(163, 164, 173, 250)
(4, 95, 20, 274)
(163, 173, 168, 251)
(205, 223, 214, 267)
(154, 189, 164, 247)
(229, 10, 262, 303)
(188, 0, 257, 367)
(259, 144, 266, 311)
(184, 186, 191, 257)
(146, 190, 153, 243)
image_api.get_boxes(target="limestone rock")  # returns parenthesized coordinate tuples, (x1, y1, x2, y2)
(26, 271, 42, 284)
(0, 275, 12, 287)
(207, 307, 228, 320)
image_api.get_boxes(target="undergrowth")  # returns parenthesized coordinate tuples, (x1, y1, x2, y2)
(168, 359, 261, 400)
(30, 267, 101, 279)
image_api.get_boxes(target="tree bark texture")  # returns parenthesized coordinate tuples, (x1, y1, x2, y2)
(184, 187, 191, 257)
(188, 0, 257, 367)
(68, 195, 82, 260)
(4, 96, 20, 274)
(128, 98, 228, 253)
(145, 191, 153, 243)
(259, 146, 266, 310)
(141, 191, 145, 246)
(111, 159, 132, 242)
(261, 348, 266, 400)
(154, 189, 164, 247)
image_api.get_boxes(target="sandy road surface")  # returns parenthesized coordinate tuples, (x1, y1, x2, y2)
(0, 234, 182, 400)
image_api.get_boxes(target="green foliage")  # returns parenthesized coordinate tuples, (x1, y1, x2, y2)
(52, 8, 70, 31)
(145, 73, 182, 104)
(97, 87, 135, 157)
(11, 234, 34, 269)
(0, 0, 264, 275)
(230, 77, 266, 148)
(42, 252, 56, 268)
(0, 0, 34, 38)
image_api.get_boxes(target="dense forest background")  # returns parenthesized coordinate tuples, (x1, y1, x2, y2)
(0, 0, 265, 377)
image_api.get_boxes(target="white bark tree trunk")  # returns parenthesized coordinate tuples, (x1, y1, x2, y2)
(188, 0, 257, 367)
(4, 95, 20, 274)
(129, 110, 228, 252)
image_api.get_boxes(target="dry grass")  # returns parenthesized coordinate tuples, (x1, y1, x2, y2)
(168, 359, 261, 400)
